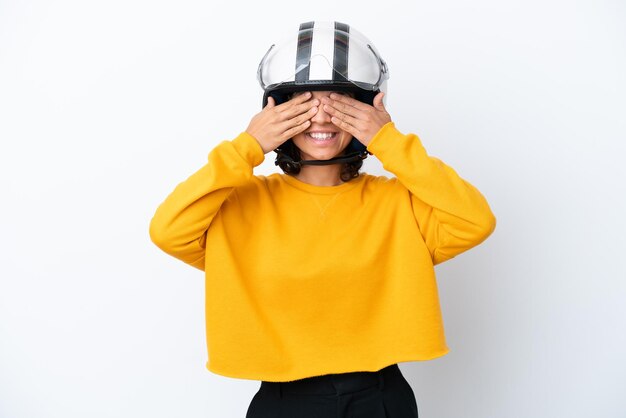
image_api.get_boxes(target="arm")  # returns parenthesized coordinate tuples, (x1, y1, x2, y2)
(321, 92, 495, 265)
(150, 92, 318, 270)
(367, 122, 496, 265)
(149, 133, 264, 270)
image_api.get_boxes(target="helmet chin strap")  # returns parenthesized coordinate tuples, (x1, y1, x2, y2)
(275, 132, 370, 168)
(275, 149, 369, 168)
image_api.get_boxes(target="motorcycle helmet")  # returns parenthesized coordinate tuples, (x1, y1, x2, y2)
(256, 21, 389, 169)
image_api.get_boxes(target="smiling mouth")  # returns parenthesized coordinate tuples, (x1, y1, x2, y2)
(306, 132, 338, 141)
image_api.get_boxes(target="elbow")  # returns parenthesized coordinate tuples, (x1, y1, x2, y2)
(458, 211, 497, 249)
(149, 216, 208, 268)
(149, 216, 172, 252)
(474, 211, 497, 244)
(483, 211, 497, 236)
(433, 212, 496, 265)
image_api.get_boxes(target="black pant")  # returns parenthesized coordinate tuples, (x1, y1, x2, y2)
(245, 363, 419, 418)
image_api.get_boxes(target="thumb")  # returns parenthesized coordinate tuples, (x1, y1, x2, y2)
(265, 96, 276, 109)
(373, 92, 385, 110)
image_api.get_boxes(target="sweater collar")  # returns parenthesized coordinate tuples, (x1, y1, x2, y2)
(279, 173, 365, 195)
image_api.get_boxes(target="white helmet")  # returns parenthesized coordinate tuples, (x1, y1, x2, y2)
(257, 21, 389, 108)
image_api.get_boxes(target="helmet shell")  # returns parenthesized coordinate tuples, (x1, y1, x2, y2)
(258, 21, 389, 108)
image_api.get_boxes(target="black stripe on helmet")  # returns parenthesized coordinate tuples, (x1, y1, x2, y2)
(333, 22, 350, 82)
(295, 21, 314, 83)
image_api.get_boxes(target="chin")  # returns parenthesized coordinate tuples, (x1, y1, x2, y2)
(293, 141, 350, 162)
(301, 149, 343, 161)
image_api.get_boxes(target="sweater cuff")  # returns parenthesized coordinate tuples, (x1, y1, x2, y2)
(230, 132, 266, 167)
(366, 121, 429, 163)
(366, 122, 406, 155)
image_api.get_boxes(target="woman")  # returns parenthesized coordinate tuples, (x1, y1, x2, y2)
(149, 21, 496, 418)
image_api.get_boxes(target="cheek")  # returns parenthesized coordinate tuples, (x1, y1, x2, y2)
(291, 132, 305, 144)
(338, 131, 352, 149)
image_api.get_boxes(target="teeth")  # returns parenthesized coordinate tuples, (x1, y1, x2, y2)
(308, 132, 335, 140)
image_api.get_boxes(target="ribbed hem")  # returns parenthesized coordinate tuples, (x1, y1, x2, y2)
(365, 121, 406, 155)
(205, 348, 451, 382)
(231, 132, 265, 167)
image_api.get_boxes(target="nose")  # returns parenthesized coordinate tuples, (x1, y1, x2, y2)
(310, 99, 332, 124)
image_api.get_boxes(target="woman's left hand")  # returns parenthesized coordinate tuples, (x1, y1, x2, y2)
(320, 91, 392, 147)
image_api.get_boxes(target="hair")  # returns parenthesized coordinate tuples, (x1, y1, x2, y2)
(275, 91, 363, 182)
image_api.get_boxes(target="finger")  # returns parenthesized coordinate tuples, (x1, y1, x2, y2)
(326, 106, 362, 136)
(329, 92, 370, 111)
(277, 91, 312, 109)
(280, 98, 319, 120)
(373, 92, 385, 110)
(322, 96, 366, 119)
(330, 115, 360, 138)
(273, 92, 313, 117)
(322, 104, 362, 128)
(278, 105, 318, 130)
(265, 96, 276, 109)
(291, 105, 318, 125)
(280, 119, 311, 141)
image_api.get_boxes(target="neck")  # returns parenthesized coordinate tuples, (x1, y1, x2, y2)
(294, 164, 344, 186)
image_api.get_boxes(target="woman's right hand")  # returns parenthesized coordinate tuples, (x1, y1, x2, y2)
(245, 92, 319, 154)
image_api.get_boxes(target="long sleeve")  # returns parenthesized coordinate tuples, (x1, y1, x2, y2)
(149, 132, 265, 270)
(366, 122, 496, 265)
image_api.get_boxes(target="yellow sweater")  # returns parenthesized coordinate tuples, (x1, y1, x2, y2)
(149, 122, 496, 382)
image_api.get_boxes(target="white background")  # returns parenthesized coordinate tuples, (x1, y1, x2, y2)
(1, 0, 625, 417)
